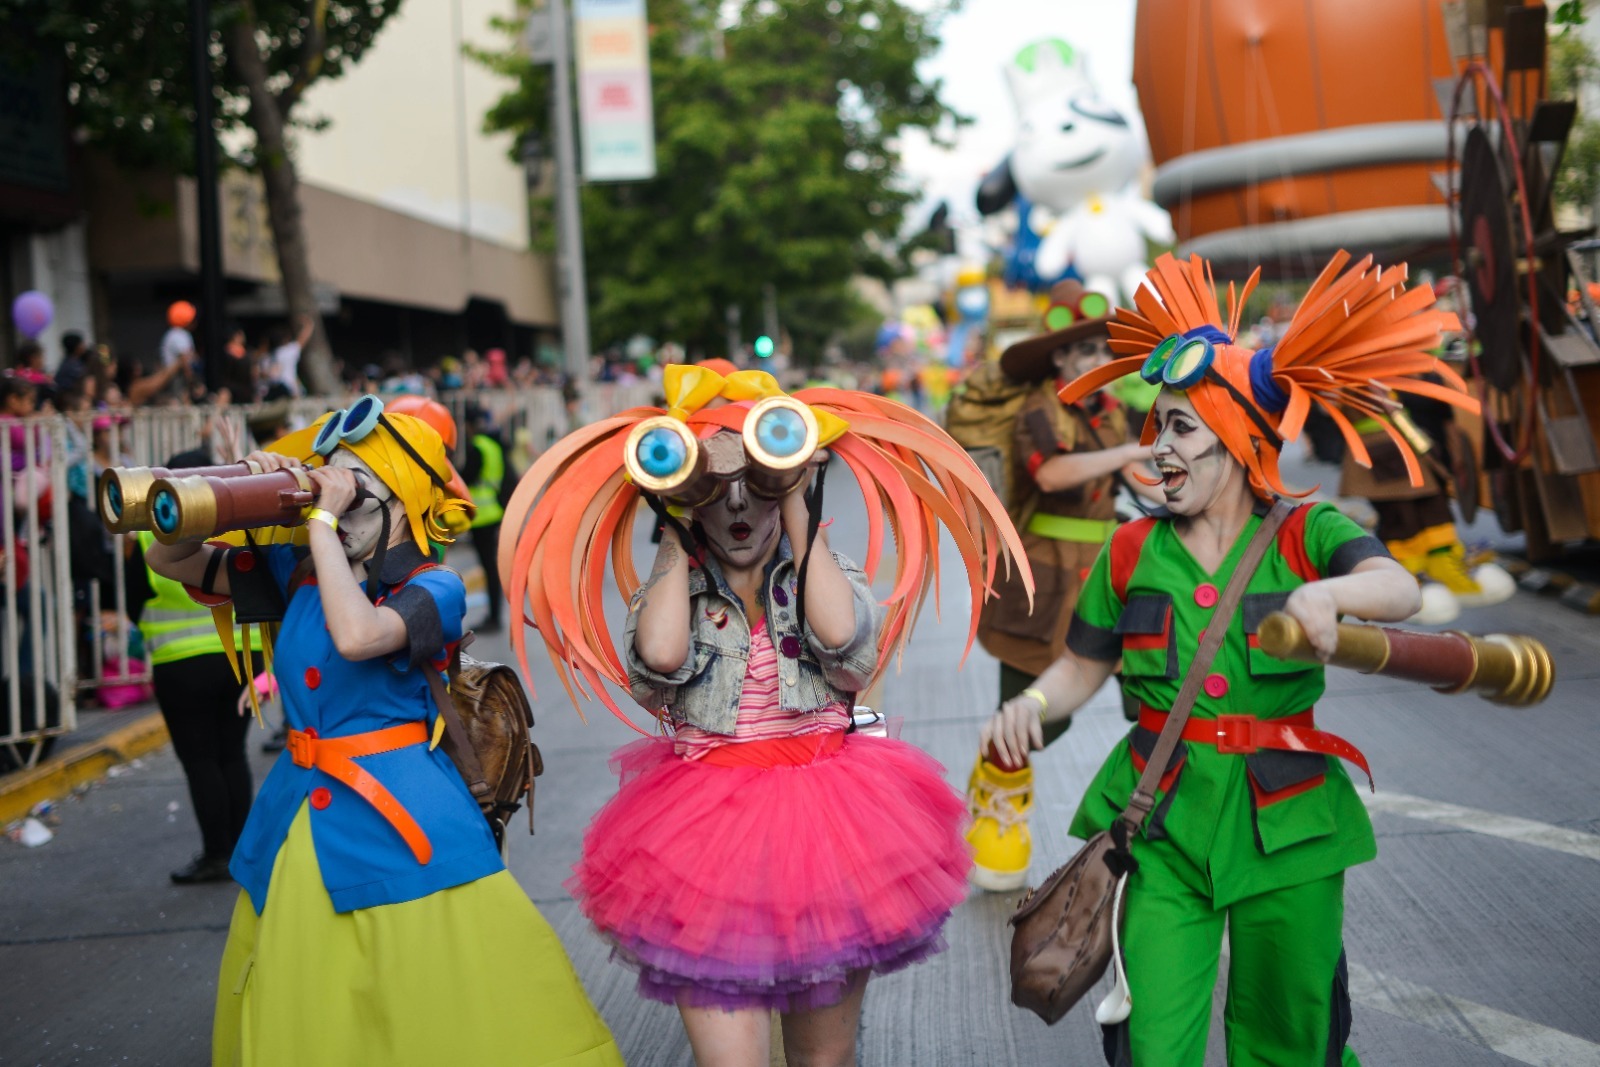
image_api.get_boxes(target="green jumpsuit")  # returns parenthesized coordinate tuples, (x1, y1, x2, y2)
(1065, 502, 1386, 1066)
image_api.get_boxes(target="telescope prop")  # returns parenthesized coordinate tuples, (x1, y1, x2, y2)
(1256, 612, 1554, 707)
(98, 464, 318, 544)
(99, 462, 257, 533)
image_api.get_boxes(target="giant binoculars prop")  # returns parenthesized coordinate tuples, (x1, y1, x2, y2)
(1257, 612, 1554, 706)
(624, 396, 821, 507)
(98, 463, 318, 544)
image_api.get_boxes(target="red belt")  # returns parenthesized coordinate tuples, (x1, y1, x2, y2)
(1137, 706, 1373, 790)
(287, 723, 433, 864)
(698, 730, 845, 769)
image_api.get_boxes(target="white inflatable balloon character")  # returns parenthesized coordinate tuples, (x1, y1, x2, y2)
(976, 39, 1173, 303)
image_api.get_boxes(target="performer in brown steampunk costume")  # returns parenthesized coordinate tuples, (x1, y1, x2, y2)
(967, 281, 1160, 892)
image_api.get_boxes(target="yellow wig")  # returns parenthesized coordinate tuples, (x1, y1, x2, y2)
(272, 409, 474, 545)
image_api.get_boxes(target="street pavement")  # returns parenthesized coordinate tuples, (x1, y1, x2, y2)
(3, 446, 1600, 1066)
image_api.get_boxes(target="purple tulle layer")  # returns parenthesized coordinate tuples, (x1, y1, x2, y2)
(568, 732, 972, 1013)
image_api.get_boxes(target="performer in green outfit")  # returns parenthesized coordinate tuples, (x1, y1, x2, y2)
(983, 252, 1479, 1065)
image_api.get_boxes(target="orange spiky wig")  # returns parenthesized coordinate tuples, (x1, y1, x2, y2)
(1059, 251, 1480, 498)
(500, 365, 1032, 733)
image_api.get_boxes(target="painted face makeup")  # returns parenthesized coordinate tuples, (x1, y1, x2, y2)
(327, 451, 400, 561)
(1054, 336, 1114, 384)
(696, 476, 782, 571)
(1150, 390, 1241, 516)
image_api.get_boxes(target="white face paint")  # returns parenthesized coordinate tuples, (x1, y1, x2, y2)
(696, 477, 782, 572)
(326, 450, 400, 561)
(1150, 390, 1245, 517)
(1054, 335, 1113, 384)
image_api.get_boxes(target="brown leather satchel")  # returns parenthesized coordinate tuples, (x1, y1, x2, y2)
(425, 636, 544, 847)
(1008, 502, 1291, 1024)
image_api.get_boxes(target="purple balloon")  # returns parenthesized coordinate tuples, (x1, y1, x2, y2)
(11, 291, 53, 339)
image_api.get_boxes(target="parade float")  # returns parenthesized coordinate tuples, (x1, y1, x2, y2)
(974, 38, 1173, 302)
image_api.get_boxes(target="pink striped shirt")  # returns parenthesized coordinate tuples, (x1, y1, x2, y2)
(674, 626, 849, 759)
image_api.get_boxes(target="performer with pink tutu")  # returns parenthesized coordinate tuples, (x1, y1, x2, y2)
(501, 365, 1031, 1065)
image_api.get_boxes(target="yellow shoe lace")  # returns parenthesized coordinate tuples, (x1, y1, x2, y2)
(1424, 549, 1482, 595)
(968, 781, 1033, 834)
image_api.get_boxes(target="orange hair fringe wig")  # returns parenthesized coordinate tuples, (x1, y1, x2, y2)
(1059, 251, 1480, 499)
(499, 367, 1032, 733)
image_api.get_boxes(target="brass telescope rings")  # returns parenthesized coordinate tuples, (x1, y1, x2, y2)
(98, 463, 318, 544)
(1256, 611, 1555, 707)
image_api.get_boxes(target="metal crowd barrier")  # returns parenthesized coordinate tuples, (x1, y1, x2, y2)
(0, 383, 659, 765)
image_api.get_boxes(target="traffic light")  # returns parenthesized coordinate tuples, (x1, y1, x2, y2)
(754, 335, 775, 358)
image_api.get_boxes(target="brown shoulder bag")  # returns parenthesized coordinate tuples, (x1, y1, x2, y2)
(425, 634, 545, 848)
(1008, 502, 1291, 1024)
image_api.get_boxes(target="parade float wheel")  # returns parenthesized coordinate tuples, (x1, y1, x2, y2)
(1448, 43, 1600, 558)
(1457, 127, 1522, 394)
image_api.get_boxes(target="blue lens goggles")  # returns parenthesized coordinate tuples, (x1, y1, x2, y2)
(309, 393, 453, 492)
(312, 394, 385, 456)
(1139, 334, 1215, 391)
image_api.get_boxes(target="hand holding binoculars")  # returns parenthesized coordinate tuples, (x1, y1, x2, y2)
(99, 461, 319, 544)
(624, 395, 823, 508)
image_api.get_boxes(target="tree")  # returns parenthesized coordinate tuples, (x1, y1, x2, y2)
(1549, 19, 1600, 216)
(473, 0, 962, 361)
(7, 0, 404, 393)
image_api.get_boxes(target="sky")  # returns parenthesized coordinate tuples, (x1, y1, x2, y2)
(895, 0, 1139, 233)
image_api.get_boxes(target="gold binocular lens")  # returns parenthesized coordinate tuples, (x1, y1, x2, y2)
(145, 468, 317, 545)
(741, 397, 819, 499)
(623, 398, 820, 507)
(99, 462, 258, 534)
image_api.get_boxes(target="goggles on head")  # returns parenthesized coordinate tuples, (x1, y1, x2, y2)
(1043, 291, 1112, 333)
(1141, 332, 1286, 446)
(310, 394, 452, 492)
(1139, 333, 1216, 391)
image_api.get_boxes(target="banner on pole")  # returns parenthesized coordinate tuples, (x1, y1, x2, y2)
(574, 0, 657, 181)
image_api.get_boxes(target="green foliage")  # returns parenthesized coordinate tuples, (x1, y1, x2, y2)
(3, 0, 404, 172)
(1549, 25, 1600, 211)
(475, 0, 963, 357)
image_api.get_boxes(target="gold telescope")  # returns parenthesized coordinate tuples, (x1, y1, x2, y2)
(98, 464, 319, 544)
(99, 461, 258, 533)
(1256, 612, 1554, 707)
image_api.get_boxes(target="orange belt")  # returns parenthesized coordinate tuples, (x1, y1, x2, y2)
(287, 723, 433, 864)
(1137, 706, 1373, 790)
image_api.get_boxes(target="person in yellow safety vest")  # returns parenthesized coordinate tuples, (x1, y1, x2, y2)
(461, 403, 509, 633)
(126, 451, 264, 884)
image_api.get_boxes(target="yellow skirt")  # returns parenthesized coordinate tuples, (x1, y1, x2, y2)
(213, 804, 622, 1067)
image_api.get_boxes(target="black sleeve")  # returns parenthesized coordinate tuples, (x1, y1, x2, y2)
(1326, 536, 1389, 578)
(385, 585, 445, 668)
(460, 439, 484, 486)
(226, 546, 289, 624)
(123, 539, 153, 627)
(1066, 613, 1122, 661)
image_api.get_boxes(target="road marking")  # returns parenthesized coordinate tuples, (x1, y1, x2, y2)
(1364, 790, 1600, 863)
(1349, 961, 1600, 1065)
(1218, 942, 1600, 1064)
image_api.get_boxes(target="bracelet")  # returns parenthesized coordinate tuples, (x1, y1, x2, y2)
(1020, 687, 1049, 720)
(307, 507, 340, 532)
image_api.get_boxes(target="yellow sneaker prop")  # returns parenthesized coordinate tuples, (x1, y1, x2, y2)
(965, 753, 1033, 892)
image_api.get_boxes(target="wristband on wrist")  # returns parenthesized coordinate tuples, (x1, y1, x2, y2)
(307, 507, 340, 532)
(1020, 687, 1049, 720)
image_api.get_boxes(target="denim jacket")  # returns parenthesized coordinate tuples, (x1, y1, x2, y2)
(624, 537, 882, 735)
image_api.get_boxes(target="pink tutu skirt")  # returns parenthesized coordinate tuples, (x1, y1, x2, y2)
(567, 730, 972, 1012)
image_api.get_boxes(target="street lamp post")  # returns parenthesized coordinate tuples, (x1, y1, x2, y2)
(545, 0, 592, 388)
